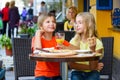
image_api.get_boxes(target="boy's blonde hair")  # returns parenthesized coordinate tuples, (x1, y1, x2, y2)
(66, 6, 78, 20)
(73, 12, 99, 46)
(37, 13, 56, 29)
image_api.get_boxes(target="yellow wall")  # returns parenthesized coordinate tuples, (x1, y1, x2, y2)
(96, 10, 112, 37)
(77, 0, 84, 12)
(90, 0, 120, 59)
(66, 0, 84, 13)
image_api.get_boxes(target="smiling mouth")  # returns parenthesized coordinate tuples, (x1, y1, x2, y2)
(49, 27, 55, 29)
(77, 27, 82, 30)
(76, 28, 80, 31)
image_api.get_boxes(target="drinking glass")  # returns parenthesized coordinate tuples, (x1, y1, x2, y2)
(55, 32, 65, 45)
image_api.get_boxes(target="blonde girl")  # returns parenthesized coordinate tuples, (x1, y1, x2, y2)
(69, 12, 104, 80)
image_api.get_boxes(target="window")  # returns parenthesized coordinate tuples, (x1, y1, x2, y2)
(96, 0, 113, 10)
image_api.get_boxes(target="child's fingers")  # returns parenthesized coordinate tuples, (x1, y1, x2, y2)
(97, 63, 104, 70)
(35, 30, 45, 37)
(88, 37, 96, 46)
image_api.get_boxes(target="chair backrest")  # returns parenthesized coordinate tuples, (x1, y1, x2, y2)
(0, 60, 2, 68)
(55, 22, 64, 32)
(100, 37, 114, 80)
(64, 31, 75, 42)
(12, 38, 36, 80)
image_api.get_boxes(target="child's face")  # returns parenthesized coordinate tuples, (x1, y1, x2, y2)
(42, 16, 56, 32)
(75, 16, 87, 34)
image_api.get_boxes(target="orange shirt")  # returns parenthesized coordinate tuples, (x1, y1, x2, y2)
(31, 36, 70, 77)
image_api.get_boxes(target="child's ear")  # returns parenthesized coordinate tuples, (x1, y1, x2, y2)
(39, 24, 43, 30)
(40, 27, 44, 30)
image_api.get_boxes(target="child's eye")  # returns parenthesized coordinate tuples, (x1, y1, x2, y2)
(78, 21, 82, 24)
(46, 21, 50, 23)
(52, 21, 56, 23)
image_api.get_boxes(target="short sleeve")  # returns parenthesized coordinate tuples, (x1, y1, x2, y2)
(63, 40, 70, 46)
(64, 21, 68, 30)
(96, 38, 104, 59)
(96, 38, 104, 51)
(70, 38, 79, 47)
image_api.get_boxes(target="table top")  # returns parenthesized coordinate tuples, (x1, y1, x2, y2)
(29, 53, 101, 62)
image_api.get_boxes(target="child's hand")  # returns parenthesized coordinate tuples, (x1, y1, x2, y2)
(90, 61, 104, 70)
(87, 37, 96, 52)
(34, 30, 44, 50)
(56, 44, 67, 49)
(35, 30, 44, 37)
(97, 62, 104, 70)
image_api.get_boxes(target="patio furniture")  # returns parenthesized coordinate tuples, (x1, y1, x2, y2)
(64, 31, 75, 41)
(29, 52, 101, 80)
(0, 61, 2, 68)
(100, 37, 114, 80)
(12, 38, 35, 80)
(12, 36, 114, 80)
(55, 22, 64, 32)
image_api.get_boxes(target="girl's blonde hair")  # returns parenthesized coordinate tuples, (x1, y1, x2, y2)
(73, 12, 99, 46)
(37, 13, 56, 29)
(66, 6, 78, 20)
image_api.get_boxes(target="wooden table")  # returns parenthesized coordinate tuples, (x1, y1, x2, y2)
(29, 53, 100, 62)
(29, 53, 101, 80)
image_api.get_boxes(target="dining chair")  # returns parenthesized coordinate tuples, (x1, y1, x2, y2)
(12, 38, 35, 80)
(55, 22, 64, 32)
(100, 37, 114, 80)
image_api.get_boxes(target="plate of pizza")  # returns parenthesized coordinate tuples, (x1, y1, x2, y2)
(38, 49, 77, 57)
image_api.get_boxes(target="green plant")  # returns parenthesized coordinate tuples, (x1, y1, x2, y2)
(19, 26, 36, 36)
(27, 27, 36, 37)
(18, 21, 37, 37)
(0, 35, 12, 49)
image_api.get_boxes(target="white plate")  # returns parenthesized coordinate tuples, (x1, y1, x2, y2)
(77, 53, 94, 57)
(74, 50, 92, 53)
(43, 47, 54, 50)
